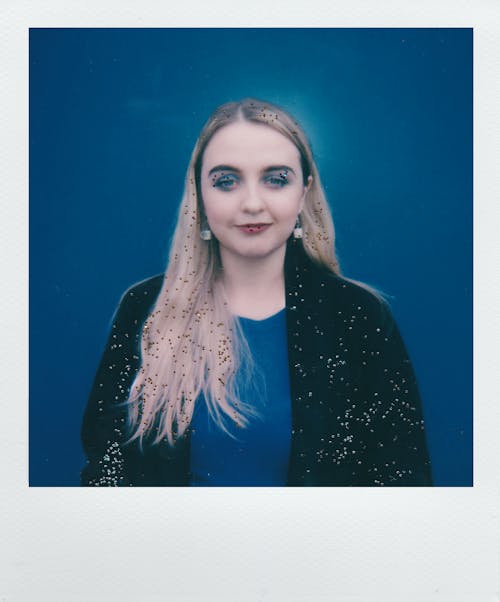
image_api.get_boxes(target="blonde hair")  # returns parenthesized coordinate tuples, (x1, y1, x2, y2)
(125, 98, 341, 448)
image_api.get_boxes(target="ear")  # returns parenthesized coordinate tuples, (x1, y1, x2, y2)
(299, 175, 313, 212)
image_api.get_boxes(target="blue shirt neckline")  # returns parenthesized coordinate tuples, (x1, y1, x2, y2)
(236, 307, 286, 331)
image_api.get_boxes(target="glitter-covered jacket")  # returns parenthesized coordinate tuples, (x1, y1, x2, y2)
(81, 240, 433, 486)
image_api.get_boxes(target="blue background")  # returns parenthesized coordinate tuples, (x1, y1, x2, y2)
(29, 28, 472, 486)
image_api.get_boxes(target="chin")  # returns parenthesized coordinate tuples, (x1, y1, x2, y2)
(218, 236, 289, 262)
(241, 244, 285, 260)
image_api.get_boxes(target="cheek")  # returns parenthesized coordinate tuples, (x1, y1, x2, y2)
(202, 197, 230, 227)
(275, 209, 297, 225)
(274, 192, 304, 221)
(200, 186, 218, 219)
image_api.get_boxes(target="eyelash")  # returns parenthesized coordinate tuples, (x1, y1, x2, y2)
(212, 174, 289, 190)
(265, 175, 289, 188)
(213, 175, 238, 190)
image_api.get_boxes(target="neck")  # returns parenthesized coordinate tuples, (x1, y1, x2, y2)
(219, 246, 286, 320)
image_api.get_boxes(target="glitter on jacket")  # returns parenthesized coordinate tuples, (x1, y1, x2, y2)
(81, 240, 433, 486)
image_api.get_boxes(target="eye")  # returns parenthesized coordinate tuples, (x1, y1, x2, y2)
(212, 174, 238, 190)
(265, 172, 289, 188)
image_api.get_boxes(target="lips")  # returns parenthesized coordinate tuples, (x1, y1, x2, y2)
(236, 223, 271, 234)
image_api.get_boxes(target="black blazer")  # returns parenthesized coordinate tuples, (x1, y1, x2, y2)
(81, 240, 432, 486)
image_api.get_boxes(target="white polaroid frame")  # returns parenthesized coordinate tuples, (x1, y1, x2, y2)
(2, 2, 498, 601)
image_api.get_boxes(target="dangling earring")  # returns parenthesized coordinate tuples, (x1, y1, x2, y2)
(293, 215, 303, 239)
(200, 222, 212, 241)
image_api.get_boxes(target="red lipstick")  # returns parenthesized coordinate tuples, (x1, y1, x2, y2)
(236, 223, 271, 234)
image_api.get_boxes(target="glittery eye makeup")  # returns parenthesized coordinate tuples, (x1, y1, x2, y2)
(212, 173, 239, 190)
(264, 169, 290, 188)
(207, 164, 295, 191)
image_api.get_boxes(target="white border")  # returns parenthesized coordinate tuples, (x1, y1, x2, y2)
(2, 1, 499, 600)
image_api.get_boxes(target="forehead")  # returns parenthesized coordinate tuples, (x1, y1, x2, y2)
(201, 121, 301, 169)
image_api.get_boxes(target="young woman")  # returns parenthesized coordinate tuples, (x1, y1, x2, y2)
(81, 98, 433, 487)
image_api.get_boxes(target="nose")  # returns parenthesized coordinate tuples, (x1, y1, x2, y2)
(240, 183, 265, 214)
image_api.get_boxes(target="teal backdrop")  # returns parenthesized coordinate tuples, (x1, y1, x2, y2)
(29, 28, 472, 486)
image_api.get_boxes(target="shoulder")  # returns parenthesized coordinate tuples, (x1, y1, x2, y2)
(286, 241, 395, 328)
(300, 259, 395, 335)
(120, 273, 164, 303)
(286, 240, 389, 313)
(300, 250, 389, 310)
(111, 273, 164, 326)
(324, 272, 387, 312)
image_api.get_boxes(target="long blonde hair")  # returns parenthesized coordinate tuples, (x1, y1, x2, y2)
(125, 98, 341, 447)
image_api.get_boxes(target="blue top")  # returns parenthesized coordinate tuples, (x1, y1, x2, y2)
(189, 308, 292, 486)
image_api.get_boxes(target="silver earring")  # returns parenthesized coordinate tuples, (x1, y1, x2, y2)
(293, 216, 303, 239)
(200, 227, 212, 241)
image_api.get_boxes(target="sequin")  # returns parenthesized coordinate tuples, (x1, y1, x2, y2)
(81, 242, 432, 487)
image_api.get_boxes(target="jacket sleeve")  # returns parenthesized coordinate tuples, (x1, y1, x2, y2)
(355, 299, 433, 486)
(80, 289, 144, 486)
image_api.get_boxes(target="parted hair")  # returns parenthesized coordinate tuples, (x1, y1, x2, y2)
(125, 98, 341, 447)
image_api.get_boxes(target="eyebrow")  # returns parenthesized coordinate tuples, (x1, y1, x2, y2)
(207, 164, 296, 176)
(265, 165, 296, 176)
(208, 165, 239, 176)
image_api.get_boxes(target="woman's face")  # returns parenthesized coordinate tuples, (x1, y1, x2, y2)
(200, 121, 311, 266)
